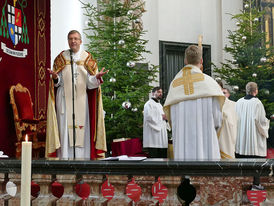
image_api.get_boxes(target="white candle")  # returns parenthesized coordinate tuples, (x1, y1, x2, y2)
(20, 135, 32, 206)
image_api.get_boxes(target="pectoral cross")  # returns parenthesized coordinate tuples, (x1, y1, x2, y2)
(172, 67, 204, 95)
(73, 71, 80, 80)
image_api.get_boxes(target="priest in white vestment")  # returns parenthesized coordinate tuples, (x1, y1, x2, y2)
(235, 82, 269, 158)
(46, 30, 108, 159)
(143, 87, 168, 158)
(218, 88, 237, 159)
(163, 45, 225, 160)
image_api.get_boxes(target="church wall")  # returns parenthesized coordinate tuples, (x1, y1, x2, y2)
(50, 0, 93, 67)
(142, 0, 159, 87)
(222, 0, 244, 64)
(142, 0, 243, 80)
(51, 0, 243, 82)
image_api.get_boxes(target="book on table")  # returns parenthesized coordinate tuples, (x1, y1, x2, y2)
(101, 155, 147, 161)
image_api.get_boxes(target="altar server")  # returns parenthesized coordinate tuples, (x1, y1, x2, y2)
(235, 82, 269, 158)
(143, 87, 168, 158)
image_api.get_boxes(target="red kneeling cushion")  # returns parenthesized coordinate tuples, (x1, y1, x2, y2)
(14, 91, 34, 120)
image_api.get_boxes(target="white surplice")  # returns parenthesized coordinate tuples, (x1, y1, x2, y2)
(143, 99, 168, 148)
(54, 50, 100, 159)
(218, 98, 237, 159)
(170, 97, 222, 160)
(235, 97, 270, 157)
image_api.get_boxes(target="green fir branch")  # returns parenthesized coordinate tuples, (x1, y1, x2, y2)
(214, 2, 274, 132)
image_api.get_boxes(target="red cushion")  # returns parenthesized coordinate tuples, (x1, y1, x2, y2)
(14, 90, 34, 120)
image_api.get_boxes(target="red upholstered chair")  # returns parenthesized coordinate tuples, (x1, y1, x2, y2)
(9, 83, 46, 158)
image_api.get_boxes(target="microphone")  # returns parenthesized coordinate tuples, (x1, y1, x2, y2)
(70, 49, 74, 66)
(69, 48, 76, 159)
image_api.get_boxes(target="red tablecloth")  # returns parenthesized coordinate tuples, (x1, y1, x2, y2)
(267, 148, 274, 159)
(111, 138, 146, 157)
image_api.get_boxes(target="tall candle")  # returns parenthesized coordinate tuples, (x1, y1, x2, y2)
(20, 135, 32, 206)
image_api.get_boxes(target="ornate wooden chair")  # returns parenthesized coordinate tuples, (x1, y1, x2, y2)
(9, 83, 46, 158)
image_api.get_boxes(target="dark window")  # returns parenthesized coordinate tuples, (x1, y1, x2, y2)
(159, 41, 211, 101)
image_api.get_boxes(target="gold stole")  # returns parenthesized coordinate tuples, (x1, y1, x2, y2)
(62, 51, 88, 147)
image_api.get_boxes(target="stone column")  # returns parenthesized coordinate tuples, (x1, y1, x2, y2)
(261, 176, 274, 204)
(0, 173, 6, 206)
(159, 176, 181, 205)
(55, 174, 81, 205)
(7, 174, 21, 206)
(191, 176, 253, 205)
(82, 174, 107, 205)
(134, 176, 157, 205)
(107, 175, 131, 206)
(32, 174, 58, 206)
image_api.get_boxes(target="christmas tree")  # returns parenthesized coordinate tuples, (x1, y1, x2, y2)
(214, 0, 274, 139)
(82, 0, 158, 146)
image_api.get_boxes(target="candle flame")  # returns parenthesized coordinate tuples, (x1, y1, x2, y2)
(25, 135, 28, 142)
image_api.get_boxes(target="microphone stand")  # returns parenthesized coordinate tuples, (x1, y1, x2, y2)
(70, 50, 76, 159)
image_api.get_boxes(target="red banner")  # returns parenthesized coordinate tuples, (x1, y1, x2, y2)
(0, 0, 50, 157)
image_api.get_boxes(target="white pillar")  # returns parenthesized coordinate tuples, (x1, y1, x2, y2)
(50, 0, 96, 66)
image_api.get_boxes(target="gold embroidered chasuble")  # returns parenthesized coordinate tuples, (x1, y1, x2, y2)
(218, 98, 237, 159)
(46, 50, 106, 158)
